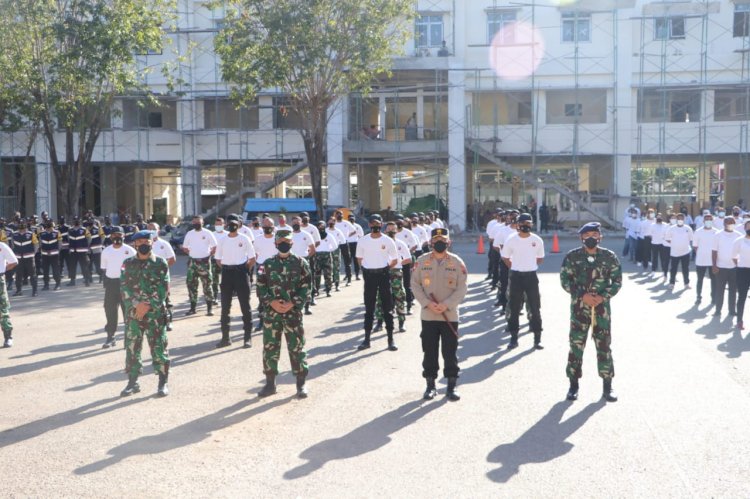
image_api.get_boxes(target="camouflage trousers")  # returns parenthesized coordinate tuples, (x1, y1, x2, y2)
(376, 269, 406, 321)
(305, 256, 316, 304)
(315, 252, 333, 293)
(0, 275, 11, 336)
(124, 315, 170, 378)
(186, 258, 214, 304)
(211, 256, 221, 300)
(332, 248, 341, 285)
(262, 309, 308, 376)
(566, 300, 614, 380)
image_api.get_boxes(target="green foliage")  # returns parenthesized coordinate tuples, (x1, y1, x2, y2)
(214, 0, 415, 216)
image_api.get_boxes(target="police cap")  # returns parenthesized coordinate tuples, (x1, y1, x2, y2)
(431, 228, 450, 239)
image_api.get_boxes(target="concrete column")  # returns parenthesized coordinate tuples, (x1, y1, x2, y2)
(381, 166, 393, 209)
(417, 85, 425, 140)
(326, 98, 347, 207)
(379, 95, 386, 139)
(613, 9, 634, 222)
(725, 156, 742, 207)
(34, 146, 52, 216)
(179, 95, 201, 216)
(447, 69, 466, 231)
(359, 166, 379, 212)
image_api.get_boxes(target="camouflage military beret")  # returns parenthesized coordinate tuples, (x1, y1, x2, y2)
(275, 229, 293, 241)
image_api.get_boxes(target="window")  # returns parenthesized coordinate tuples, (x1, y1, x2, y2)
(562, 12, 591, 43)
(416, 15, 443, 48)
(637, 89, 701, 123)
(564, 103, 582, 117)
(735, 4, 750, 38)
(654, 17, 685, 40)
(715, 89, 750, 121)
(547, 89, 607, 124)
(487, 11, 516, 44)
(122, 99, 177, 130)
(472, 91, 532, 125)
(203, 98, 259, 130)
(273, 97, 303, 129)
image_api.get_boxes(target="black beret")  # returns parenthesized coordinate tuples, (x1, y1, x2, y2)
(578, 222, 601, 234)
(369, 214, 382, 223)
(299, 212, 309, 217)
(408, 212, 418, 218)
(111, 226, 124, 234)
(518, 213, 533, 222)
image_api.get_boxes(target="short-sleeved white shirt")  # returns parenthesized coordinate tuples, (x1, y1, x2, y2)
(693, 227, 719, 266)
(665, 224, 693, 257)
(251, 227, 265, 240)
(301, 224, 321, 244)
(291, 230, 314, 258)
(100, 244, 136, 279)
(0, 242, 18, 274)
(217, 233, 256, 265)
(396, 228, 419, 251)
(316, 233, 337, 253)
(393, 238, 411, 269)
(327, 227, 346, 246)
(348, 223, 364, 243)
(253, 235, 278, 264)
(732, 237, 750, 268)
(713, 230, 744, 268)
(486, 219, 499, 238)
(183, 229, 217, 258)
(237, 225, 255, 242)
(355, 234, 398, 269)
(501, 233, 545, 272)
(493, 225, 516, 250)
(412, 225, 430, 246)
(335, 220, 356, 240)
(152, 239, 176, 263)
(650, 223, 668, 245)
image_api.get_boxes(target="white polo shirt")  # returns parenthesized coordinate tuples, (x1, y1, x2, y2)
(317, 233, 337, 253)
(327, 226, 346, 246)
(393, 238, 411, 270)
(732, 237, 750, 268)
(152, 238, 176, 263)
(0, 242, 19, 273)
(301, 224, 321, 245)
(355, 234, 398, 269)
(217, 233, 256, 265)
(665, 224, 693, 257)
(335, 220, 356, 240)
(291, 230, 314, 258)
(251, 226, 265, 240)
(238, 225, 255, 242)
(348, 222, 364, 243)
(693, 227, 719, 266)
(713, 230, 744, 269)
(501, 233, 545, 271)
(650, 223, 668, 245)
(253, 235, 278, 264)
(396, 228, 419, 251)
(100, 244, 136, 279)
(183, 229, 217, 259)
(412, 225, 430, 246)
(493, 225, 517, 250)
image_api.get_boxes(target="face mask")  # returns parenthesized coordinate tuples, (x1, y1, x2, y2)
(301, 218, 309, 224)
(292, 224, 301, 231)
(719, 212, 726, 217)
(192, 223, 202, 231)
(677, 220, 684, 227)
(327, 223, 335, 228)
(669, 219, 676, 225)
(252, 222, 260, 228)
(228, 223, 239, 233)
(727, 224, 736, 232)
(734, 212, 741, 217)
(277, 242, 292, 254)
(137, 243, 151, 255)
(519, 225, 531, 233)
(656, 218, 663, 224)
(319, 230, 327, 238)
(648, 213, 655, 220)
(336, 215, 342, 221)
(396, 221, 403, 229)
(704, 220, 713, 228)
(433, 241, 448, 253)
(215, 225, 224, 232)
(370, 225, 381, 233)
(746, 229, 750, 236)
(112, 237, 123, 245)
(263, 227, 274, 235)
(386, 231, 396, 238)
(631, 214, 637, 219)
(584, 237, 599, 249)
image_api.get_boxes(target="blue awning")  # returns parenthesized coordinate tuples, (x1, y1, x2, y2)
(243, 198, 317, 213)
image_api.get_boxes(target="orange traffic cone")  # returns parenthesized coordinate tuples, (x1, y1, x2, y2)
(477, 236, 485, 254)
(552, 232, 560, 254)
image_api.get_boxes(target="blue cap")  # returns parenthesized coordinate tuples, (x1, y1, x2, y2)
(132, 230, 155, 241)
(110, 226, 124, 234)
(578, 222, 601, 234)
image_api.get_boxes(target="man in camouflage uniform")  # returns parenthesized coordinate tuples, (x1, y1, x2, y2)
(560, 222, 622, 403)
(0, 239, 18, 347)
(256, 230, 311, 399)
(315, 221, 334, 297)
(375, 222, 411, 332)
(182, 215, 217, 316)
(119, 230, 171, 398)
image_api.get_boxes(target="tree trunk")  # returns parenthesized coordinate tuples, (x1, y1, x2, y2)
(304, 135, 325, 221)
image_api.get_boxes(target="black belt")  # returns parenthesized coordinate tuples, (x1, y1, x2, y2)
(511, 270, 537, 274)
(363, 267, 389, 275)
(190, 257, 210, 263)
(222, 264, 247, 270)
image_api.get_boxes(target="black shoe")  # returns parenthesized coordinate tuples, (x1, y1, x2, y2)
(398, 318, 406, 333)
(373, 320, 383, 333)
(243, 340, 252, 349)
(12, 290, 22, 297)
(185, 307, 197, 316)
(696, 296, 702, 304)
(42, 284, 49, 291)
(484, 275, 492, 281)
(713, 310, 721, 317)
(357, 340, 371, 351)
(388, 340, 398, 351)
(54, 283, 61, 290)
(215, 337, 232, 348)
(206, 304, 214, 316)
(32, 291, 37, 297)
(507, 336, 518, 350)
(335, 286, 340, 292)
(566, 379, 579, 401)
(446, 377, 460, 401)
(534, 342, 544, 350)
(603, 379, 618, 402)
(296, 374, 308, 399)
(423, 378, 437, 400)
(166, 323, 172, 332)
(102, 336, 115, 349)
(533, 332, 543, 350)
(120, 377, 140, 397)
(157, 373, 169, 397)
(304, 306, 312, 316)
(494, 300, 502, 307)
(2, 337, 12, 348)
(258, 375, 277, 398)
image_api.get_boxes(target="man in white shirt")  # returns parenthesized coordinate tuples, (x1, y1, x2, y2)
(249, 216, 264, 240)
(649, 214, 669, 278)
(334, 210, 356, 285)
(355, 214, 399, 351)
(410, 213, 430, 258)
(215, 216, 257, 349)
(253, 217, 278, 330)
(149, 223, 177, 331)
(712, 216, 743, 317)
(100, 226, 136, 348)
(665, 213, 693, 290)
(493, 210, 519, 312)
(291, 216, 316, 315)
(624, 210, 639, 263)
(693, 214, 718, 304)
(395, 216, 420, 313)
(314, 220, 336, 297)
(501, 213, 545, 350)
(374, 222, 413, 333)
(326, 218, 347, 291)
(182, 215, 218, 316)
(347, 213, 364, 280)
(211, 217, 228, 306)
(639, 209, 655, 269)
(0, 239, 17, 348)
(486, 210, 503, 284)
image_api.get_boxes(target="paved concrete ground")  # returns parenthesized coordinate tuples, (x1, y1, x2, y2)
(1, 236, 749, 497)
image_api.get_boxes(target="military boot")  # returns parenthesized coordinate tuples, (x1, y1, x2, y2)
(54, 282, 61, 290)
(373, 320, 383, 332)
(398, 317, 406, 333)
(423, 378, 437, 400)
(206, 302, 214, 316)
(326, 287, 331, 297)
(533, 331, 544, 350)
(446, 377, 461, 401)
(120, 376, 140, 397)
(216, 331, 232, 348)
(387, 331, 398, 351)
(603, 379, 618, 402)
(296, 374, 308, 399)
(157, 373, 169, 397)
(2, 330, 13, 348)
(258, 374, 277, 398)
(507, 331, 519, 350)
(102, 334, 115, 349)
(357, 331, 371, 350)
(566, 379, 579, 401)
(42, 283, 49, 291)
(185, 302, 197, 316)
(304, 303, 312, 315)
(310, 296, 317, 306)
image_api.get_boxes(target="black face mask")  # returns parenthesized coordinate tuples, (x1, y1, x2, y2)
(370, 225, 381, 233)
(301, 218, 309, 224)
(396, 222, 403, 229)
(319, 230, 327, 239)
(292, 224, 301, 231)
(584, 237, 599, 249)
(336, 216, 342, 221)
(228, 223, 239, 233)
(112, 237, 123, 245)
(277, 242, 292, 253)
(192, 223, 202, 231)
(137, 243, 151, 255)
(263, 227, 274, 235)
(386, 231, 396, 238)
(746, 229, 750, 236)
(519, 225, 532, 233)
(433, 241, 448, 253)
(252, 222, 260, 228)
(327, 223, 335, 228)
